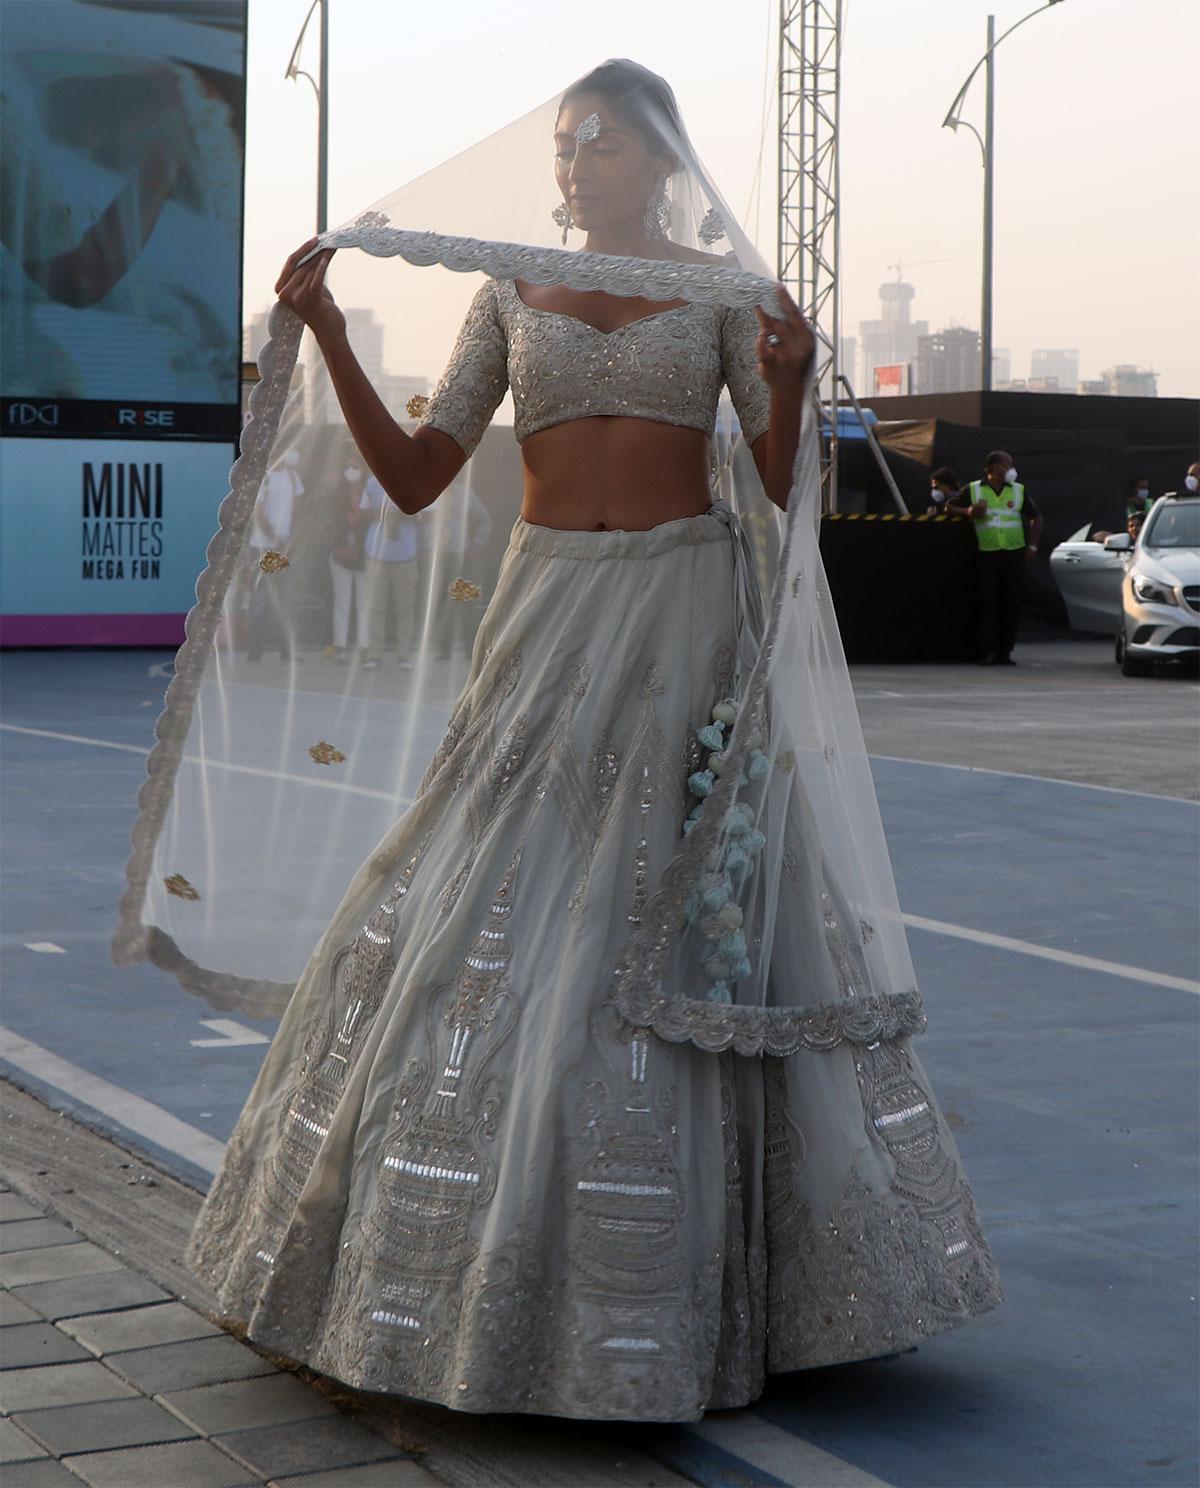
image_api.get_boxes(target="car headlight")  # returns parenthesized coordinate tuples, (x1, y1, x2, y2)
(1131, 573, 1178, 606)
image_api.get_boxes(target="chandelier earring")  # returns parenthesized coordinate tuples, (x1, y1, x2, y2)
(644, 174, 670, 239)
(551, 201, 574, 246)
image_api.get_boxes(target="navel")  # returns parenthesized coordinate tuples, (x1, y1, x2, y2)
(595, 521, 607, 530)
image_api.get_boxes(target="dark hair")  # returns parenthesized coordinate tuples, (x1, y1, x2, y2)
(1128, 475, 1150, 490)
(560, 59, 683, 159)
(931, 466, 960, 488)
(984, 450, 1011, 470)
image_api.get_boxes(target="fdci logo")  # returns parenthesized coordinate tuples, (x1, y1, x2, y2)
(7, 403, 60, 429)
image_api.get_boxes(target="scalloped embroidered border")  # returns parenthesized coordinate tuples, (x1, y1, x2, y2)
(315, 223, 786, 314)
(110, 300, 305, 1011)
(616, 986, 927, 1059)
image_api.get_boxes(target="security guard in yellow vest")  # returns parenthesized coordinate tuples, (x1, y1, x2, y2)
(947, 450, 1043, 666)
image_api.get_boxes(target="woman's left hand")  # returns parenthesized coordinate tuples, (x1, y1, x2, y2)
(755, 283, 816, 394)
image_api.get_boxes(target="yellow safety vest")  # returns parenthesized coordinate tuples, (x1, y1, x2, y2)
(970, 479, 1026, 552)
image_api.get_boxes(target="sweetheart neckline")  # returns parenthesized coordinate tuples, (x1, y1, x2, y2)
(504, 278, 706, 337)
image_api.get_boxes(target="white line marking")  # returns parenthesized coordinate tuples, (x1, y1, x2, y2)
(687, 1414, 891, 1487)
(190, 1018, 271, 1048)
(0, 1027, 225, 1174)
(23, 943, 65, 954)
(870, 751, 1199, 804)
(0, 724, 409, 803)
(903, 914, 1200, 994)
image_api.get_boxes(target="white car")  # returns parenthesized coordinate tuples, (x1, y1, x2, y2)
(1050, 522, 1130, 632)
(1112, 497, 1200, 676)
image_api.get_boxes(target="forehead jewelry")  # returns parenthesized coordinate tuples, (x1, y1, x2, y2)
(575, 112, 602, 144)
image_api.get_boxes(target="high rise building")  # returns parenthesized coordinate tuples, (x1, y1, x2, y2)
(992, 348, 1012, 386)
(342, 308, 385, 381)
(243, 311, 271, 364)
(1030, 348, 1079, 393)
(1098, 364, 1158, 398)
(859, 280, 927, 395)
(917, 327, 981, 395)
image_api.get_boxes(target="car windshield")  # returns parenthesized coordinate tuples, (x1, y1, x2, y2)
(1143, 501, 1200, 550)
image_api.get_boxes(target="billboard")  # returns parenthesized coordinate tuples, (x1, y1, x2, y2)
(1, 0, 246, 644)
(872, 363, 910, 397)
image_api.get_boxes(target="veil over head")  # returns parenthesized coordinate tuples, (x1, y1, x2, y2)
(114, 59, 924, 1059)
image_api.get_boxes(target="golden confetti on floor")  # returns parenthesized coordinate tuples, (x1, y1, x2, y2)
(258, 550, 290, 573)
(163, 873, 200, 901)
(447, 577, 482, 603)
(406, 393, 430, 418)
(308, 741, 347, 765)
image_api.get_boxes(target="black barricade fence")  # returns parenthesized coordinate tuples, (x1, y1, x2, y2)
(819, 512, 979, 663)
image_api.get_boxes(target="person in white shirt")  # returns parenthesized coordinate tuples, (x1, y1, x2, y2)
(418, 481, 493, 660)
(246, 448, 303, 662)
(360, 473, 419, 670)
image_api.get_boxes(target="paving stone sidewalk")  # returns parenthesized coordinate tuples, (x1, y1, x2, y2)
(0, 1180, 441, 1488)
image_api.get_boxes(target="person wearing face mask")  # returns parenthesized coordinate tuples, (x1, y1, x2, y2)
(1165, 461, 1200, 499)
(1126, 476, 1154, 519)
(245, 447, 304, 663)
(322, 464, 369, 662)
(926, 465, 961, 516)
(946, 449, 1043, 666)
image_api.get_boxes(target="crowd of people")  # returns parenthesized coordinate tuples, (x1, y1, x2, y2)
(240, 449, 493, 667)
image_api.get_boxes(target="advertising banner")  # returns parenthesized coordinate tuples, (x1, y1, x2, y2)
(1, 0, 246, 644)
(872, 362, 910, 397)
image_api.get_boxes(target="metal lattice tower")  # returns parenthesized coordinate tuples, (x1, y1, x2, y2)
(778, 0, 842, 509)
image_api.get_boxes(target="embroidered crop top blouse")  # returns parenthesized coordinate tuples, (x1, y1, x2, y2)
(417, 276, 772, 459)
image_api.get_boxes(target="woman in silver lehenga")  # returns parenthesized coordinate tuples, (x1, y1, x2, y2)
(120, 59, 1003, 1422)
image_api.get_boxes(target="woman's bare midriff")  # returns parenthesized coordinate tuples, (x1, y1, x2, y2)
(519, 416, 714, 531)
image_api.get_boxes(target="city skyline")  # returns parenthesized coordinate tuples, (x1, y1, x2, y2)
(240, 0, 1196, 399)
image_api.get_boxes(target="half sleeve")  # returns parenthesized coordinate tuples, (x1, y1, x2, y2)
(419, 278, 509, 459)
(720, 304, 771, 447)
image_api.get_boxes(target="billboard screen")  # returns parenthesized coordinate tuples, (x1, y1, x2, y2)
(1, 0, 246, 644)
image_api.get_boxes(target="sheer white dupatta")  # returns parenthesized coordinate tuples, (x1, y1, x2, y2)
(114, 60, 923, 1061)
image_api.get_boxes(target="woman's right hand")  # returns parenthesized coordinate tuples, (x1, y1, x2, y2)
(275, 238, 345, 344)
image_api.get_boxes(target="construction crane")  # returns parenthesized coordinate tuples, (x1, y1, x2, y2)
(886, 258, 950, 282)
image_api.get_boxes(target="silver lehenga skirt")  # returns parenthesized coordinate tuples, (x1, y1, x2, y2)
(184, 507, 1003, 1423)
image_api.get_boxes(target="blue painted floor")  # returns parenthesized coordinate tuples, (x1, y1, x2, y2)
(2, 650, 1197, 1487)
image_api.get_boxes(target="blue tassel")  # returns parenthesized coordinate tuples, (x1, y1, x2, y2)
(696, 723, 724, 750)
(701, 882, 731, 912)
(682, 817, 698, 836)
(724, 846, 750, 876)
(707, 980, 733, 1004)
(749, 749, 770, 780)
(688, 769, 714, 797)
(746, 829, 767, 854)
(731, 955, 753, 980)
(719, 929, 747, 960)
(688, 802, 705, 821)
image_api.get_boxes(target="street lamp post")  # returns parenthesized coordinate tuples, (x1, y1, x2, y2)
(943, 1, 1066, 392)
(286, 0, 329, 234)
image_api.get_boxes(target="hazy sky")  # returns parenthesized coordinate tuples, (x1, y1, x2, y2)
(243, 0, 1197, 398)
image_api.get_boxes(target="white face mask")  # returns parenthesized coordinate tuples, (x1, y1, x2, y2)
(1186, 474, 1199, 492)
(1005, 467, 1019, 485)
(1136, 487, 1150, 500)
